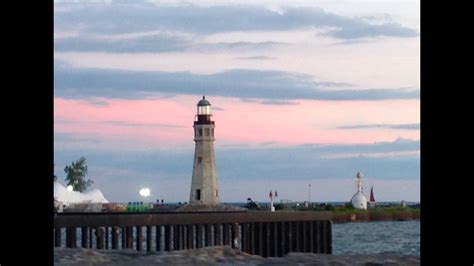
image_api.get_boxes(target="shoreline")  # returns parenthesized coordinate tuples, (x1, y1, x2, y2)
(332, 211, 420, 223)
(332, 218, 420, 224)
(54, 246, 420, 265)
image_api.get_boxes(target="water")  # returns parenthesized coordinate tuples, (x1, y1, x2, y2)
(332, 220, 420, 256)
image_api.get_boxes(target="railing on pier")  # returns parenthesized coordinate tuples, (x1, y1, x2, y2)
(54, 211, 333, 257)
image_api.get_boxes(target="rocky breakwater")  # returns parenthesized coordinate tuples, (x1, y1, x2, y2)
(55, 246, 420, 265)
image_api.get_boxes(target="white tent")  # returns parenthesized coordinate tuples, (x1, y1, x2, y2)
(54, 182, 109, 204)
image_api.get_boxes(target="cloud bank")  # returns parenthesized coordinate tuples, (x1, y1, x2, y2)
(54, 3, 418, 41)
(54, 62, 419, 101)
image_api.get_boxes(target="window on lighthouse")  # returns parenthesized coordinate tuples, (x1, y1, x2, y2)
(198, 105, 211, 115)
(198, 128, 202, 136)
(205, 128, 210, 136)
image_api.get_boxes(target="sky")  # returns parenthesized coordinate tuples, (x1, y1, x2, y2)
(54, 0, 420, 203)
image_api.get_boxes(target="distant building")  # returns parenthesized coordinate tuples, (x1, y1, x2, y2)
(368, 186, 376, 208)
(401, 200, 407, 208)
(189, 96, 220, 206)
(350, 172, 367, 210)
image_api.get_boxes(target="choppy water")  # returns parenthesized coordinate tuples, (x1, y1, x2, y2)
(332, 220, 420, 256)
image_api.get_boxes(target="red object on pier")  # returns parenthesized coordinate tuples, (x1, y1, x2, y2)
(370, 187, 376, 202)
(269, 190, 273, 200)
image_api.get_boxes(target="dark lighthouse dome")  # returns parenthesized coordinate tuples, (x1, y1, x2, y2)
(197, 96, 211, 106)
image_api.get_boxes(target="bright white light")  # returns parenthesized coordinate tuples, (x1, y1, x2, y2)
(139, 188, 151, 197)
(67, 185, 73, 192)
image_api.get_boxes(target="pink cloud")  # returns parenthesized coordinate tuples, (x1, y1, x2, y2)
(54, 95, 419, 148)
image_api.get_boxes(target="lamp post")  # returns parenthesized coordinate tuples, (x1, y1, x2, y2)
(269, 190, 274, 212)
(269, 190, 279, 212)
(308, 184, 311, 203)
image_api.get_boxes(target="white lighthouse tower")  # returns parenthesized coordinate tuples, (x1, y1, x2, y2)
(189, 96, 220, 206)
(350, 172, 368, 210)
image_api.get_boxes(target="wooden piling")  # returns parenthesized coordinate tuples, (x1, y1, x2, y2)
(186, 225, 193, 249)
(316, 221, 322, 253)
(96, 227, 105, 249)
(164, 225, 171, 251)
(263, 222, 270, 257)
(145, 226, 152, 252)
(155, 225, 162, 251)
(205, 224, 212, 246)
(214, 224, 221, 246)
(295, 221, 301, 252)
(327, 221, 332, 254)
(271, 222, 277, 257)
(136, 226, 143, 251)
(81, 227, 89, 248)
(173, 225, 179, 250)
(105, 227, 109, 249)
(303, 221, 307, 252)
(70, 228, 77, 248)
(243, 223, 250, 253)
(89, 227, 94, 248)
(321, 221, 327, 254)
(55, 228, 61, 247)
(121, 227, 126, 249)
(126, 226, 132, 249)
(112, 227, 119, 249)
(251, 223, 256, 254)
(232, 223, 240, 250)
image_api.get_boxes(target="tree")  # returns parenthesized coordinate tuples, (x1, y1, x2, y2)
(64, 157, 93, 192)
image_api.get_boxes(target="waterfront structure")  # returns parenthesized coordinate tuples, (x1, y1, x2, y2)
(54, 211, 333, 256)
(350, 172, 367, 210)
(401, 200, 407, 208)
(189, 96, 220, 205)
(368, 186, 376, 208)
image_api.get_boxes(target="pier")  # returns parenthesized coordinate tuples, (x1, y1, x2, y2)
(54, 211, 333, 257)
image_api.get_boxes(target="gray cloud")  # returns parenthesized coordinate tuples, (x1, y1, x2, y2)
(54, 35, 188, 53)
(216, 140, 419, 181)
(103, 121, 185, 128)
(326, 22, 418, 40)
(234, 56, 276, 60)
(338, 123, 420, 130)
(296, 137, 419, 154)
(208, 42, 285, 50)
(212, 106, 225, 111)
(54, 3, 418, 40)
(260, 100, 300, 105)
(55, 119, 185, 128)
(54, 33, 285, 53)
(89, 100, 110, 107)
(241, 99, 300, 105)
(54, 62, 419, 101)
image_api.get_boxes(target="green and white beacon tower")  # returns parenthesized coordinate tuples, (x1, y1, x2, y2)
(189, 96, 220, 205)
